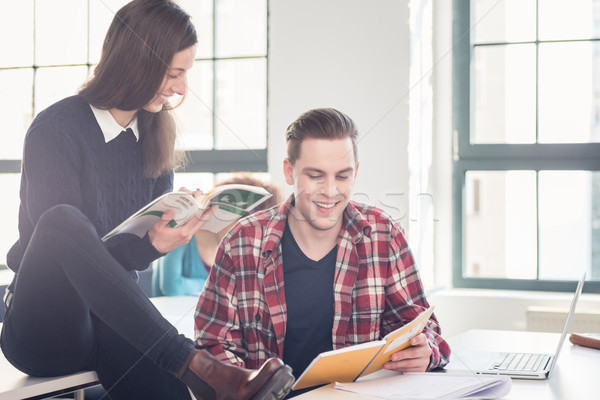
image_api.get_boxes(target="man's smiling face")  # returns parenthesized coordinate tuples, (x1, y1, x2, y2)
(284, 136, 358, 234)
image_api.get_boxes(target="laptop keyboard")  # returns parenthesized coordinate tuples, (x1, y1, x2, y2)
(489, 352, 552, 372)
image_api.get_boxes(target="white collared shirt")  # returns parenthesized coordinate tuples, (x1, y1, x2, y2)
(90, 104, 140, 143)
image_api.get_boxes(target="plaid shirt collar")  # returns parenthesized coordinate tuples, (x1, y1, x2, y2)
(259, 194, 372, 260)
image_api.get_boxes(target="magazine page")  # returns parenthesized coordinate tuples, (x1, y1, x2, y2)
(199, 184, 272, 233)
(102, 192, 198, 241)
(102, 184, 273, 240)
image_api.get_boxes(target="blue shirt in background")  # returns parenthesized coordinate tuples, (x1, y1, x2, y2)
(152, 236, 209, 296)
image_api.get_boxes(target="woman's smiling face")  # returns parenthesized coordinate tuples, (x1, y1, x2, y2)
(143, 45, 196, 113)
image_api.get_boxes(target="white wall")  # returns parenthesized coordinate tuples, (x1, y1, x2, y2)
(431, 0, 453, 289)
(268, 0, 411, 227)
(430, 289, 600, 338)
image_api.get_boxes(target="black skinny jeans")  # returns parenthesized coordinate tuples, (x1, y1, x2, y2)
(1, 205, 193, 399)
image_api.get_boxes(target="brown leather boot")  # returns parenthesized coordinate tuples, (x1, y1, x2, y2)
(179, 349, 294, 400)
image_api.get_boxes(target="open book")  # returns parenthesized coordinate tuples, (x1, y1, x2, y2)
(102, 184, 272, 241)
(292, 306, 435, 390)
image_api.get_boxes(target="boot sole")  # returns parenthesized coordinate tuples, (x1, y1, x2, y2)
(250, 365, 295, 400)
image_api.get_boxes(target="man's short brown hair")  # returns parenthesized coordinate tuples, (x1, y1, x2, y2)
(285, 108, 359, 165)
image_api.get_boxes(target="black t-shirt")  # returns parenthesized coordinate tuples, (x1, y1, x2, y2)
(281, 221, 336, 383)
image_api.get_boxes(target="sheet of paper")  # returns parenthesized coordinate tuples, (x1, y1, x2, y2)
(334, 372, 511, 400)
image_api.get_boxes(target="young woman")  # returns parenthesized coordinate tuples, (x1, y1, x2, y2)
(0, 1, 293, 399)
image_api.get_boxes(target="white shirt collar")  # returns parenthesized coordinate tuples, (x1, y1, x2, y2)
(90, 104, 140, 143)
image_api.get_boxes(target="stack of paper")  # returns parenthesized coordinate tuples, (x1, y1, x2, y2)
(334, 371, 511, 400)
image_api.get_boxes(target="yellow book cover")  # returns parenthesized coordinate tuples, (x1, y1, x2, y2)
(292, 306, 435, 390)
(360, 306, 434, 376)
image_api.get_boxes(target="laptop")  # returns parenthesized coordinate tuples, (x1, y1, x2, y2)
(453, 273, 586, 380)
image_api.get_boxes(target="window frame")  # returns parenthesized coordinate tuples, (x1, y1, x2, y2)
(452, 0, 600, 293)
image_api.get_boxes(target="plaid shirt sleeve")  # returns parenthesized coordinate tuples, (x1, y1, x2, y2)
(193, 215, 282, 370)
(381, 223, 451, 370)
(194, 243, 247, 367)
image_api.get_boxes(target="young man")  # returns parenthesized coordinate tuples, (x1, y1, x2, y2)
(194, 108, 450, 391)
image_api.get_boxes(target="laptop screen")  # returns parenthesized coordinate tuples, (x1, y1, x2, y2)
(547, 272, 586, 377)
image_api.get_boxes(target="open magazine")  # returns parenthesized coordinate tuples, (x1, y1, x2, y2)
(102, 184, 272, 241)
(292, 307, 435, 390)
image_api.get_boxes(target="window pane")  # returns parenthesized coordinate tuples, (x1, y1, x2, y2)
(539, 171, 593, 280)
(215, 58, 266, 149)
(539, 0, 600, 41)
(34, 66, 89, 116)
(472, 0, 536, 43)
(35, 0, 87, 66)
(0, 174, 22, 265)
(465, 171, 537, 279)
(173, 173, 214, 192)
(0, 0, 34, 68)
(216, 172, 273, 185)
(538, 42, 600, 143)
(473, 44, 536, 143)
(174, 60, 214, 150)
(179, 0, 214, 59)
(0, 69, 33, 158)
(215, 0, 266, 58)
(89, 0, 130, 65)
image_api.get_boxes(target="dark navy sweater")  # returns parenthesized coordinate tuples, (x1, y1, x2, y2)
(7, 95, 172, 288)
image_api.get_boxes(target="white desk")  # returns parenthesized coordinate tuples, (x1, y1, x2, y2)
(0, 295, 198, 400)
(149, 295, 198, 339)
(294, 329, 600, 399)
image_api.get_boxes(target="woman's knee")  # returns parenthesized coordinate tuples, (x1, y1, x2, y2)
(36, 205, 96, 238)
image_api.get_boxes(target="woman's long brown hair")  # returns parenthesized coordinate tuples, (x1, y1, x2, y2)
(79, 0, 197, 177)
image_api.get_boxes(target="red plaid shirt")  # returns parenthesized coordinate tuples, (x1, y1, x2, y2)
(194, 196, 450, 370)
